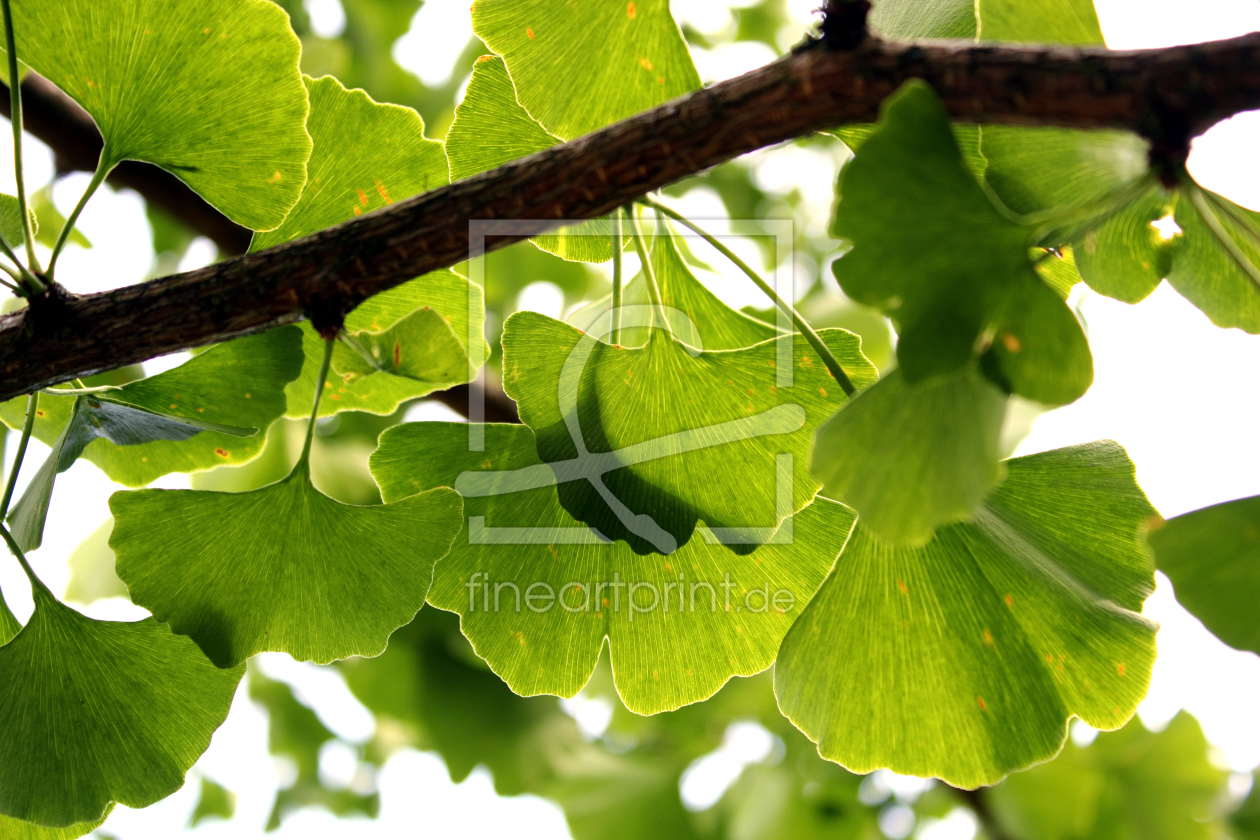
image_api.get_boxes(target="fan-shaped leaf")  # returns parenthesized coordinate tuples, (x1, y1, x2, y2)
(502, 312, 876, 555)
(110, 470, 463, 668)
(830, 81, 1092, 404)
(0, 586, 241, 827)
(812, 365, 1007, 546)
(777, 442, 1158, 788)
(1149, 494, 1260, 655)
(6, 0, 311, 230)
(472, 0, 700, 141)
(0, 808, 113, 840)
(371, 421, 854, 714)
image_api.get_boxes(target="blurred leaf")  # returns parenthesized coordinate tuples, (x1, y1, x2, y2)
(64, 518, 127, 605)
(1149, 493, 1260, 655)
(0, 586, 241, 827)
(472, 0, 701, 140)
(188, 778, 235, 827)
(987, 712, 1226, 840)
(249, 671, 378, 829)
(976, 0, 1104, 45)
(8, 0, 311, 230)
(778, 442, 1158, 788)
(868, 0, 975, 40)
(1074, 187, 1174, 304)
(811, 365, 1008, 546)
(0, 190, 36, 248)
(503, 312, 874, 554)
(29, 187, 89, 250)
(0, 806, 113, 840)
(110, 469, 462, 668)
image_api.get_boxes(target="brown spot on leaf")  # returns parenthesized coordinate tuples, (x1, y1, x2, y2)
(1002, 333, 1021, 353)
(214, 448, 229, 457)
(526, 26, 535, 38)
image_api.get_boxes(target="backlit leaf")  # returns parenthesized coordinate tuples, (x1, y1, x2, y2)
(811, 365, 1008, 546)
(371, 421, 854, 714)
(1149, 494, 1260, 655)
(472, 0, 701, 140)
(0, 586, 241, 827)
(110, 468, 463, 668)
(830, 81, 1092, 404)
(502, 312, 876, 555)
(777, 442, 1158, 788)
(6, 0, 311, 230)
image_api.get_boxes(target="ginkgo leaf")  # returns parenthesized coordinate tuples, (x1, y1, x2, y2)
(371, 421, 855, 714)
(0, 326, 303, 487)
(0, 808, 113, 840)
(830, 81, 1092, 405)
(472, 0, 701, 141)
(239, 75, 482, 417)
(811, 365, 1007, 546)
(1148, 494, 1260, 655)
(249, 75, 446, 251)
(568, 230, 781, 350)
(1168, 187, 1260, 333)
(6, 0, 311, 231)
(0, 585, 242, 827)
(777, 442, 1159, 789)
(110, 469, 463, 668)
(332, 306, 472, 386)
(0, 590, 18, 643)
(502, 311, 876, 555)
(1074, 186, 1174, 304)
(446, 55, 614, 263)
(868, 0, 975, 39)
(8, 395, 259, 553)
(283, 270, 486, 418)
(975, 0, 1104, 44)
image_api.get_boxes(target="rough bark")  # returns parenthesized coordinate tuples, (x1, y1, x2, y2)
(2, 31, 1259, 401)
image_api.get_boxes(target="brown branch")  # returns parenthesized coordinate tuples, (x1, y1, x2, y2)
(2, 32, 1259, 401)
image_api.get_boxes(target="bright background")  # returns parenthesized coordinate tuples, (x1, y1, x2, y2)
(1, 0, 1259, 837)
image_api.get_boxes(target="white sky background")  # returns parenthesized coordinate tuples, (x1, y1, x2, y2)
(0, 1, 1257, 838)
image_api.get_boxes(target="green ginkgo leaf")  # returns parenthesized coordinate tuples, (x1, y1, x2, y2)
(446, 55, 615, 263)
(241, 75, 482, 417)
(6, 0, 311, 231)
(371, 421, 854, 714)
(502, 311, 876, 555)
(283, 270, 486, 418)
(776, 442, 1159, 789)
(868, 0, 976, 39)
(0, 808, 113, 840)
(830, 81, 1092, 405)
(472, 0, 701, 141)
(0, 585, 242, 828)
(1074, 186, 1175, 304)
(110, 467, 463, 668)
(975, 0, 1104, 44)
(1148, 494, 1260, 655)
(0, 327, 303, 488)
(811, 365, 1008, 546)
(1168, 186, 1260, 333)
(8, 390, 264, 553)
(0, 589, 19, 643)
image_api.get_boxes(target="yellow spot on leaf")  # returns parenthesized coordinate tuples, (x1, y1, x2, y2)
(977, 696, 987, 711)
(267, 171, 283, 184)
(1116, 662, 1125, 676)
(818, 387, 828, 397)
(983, 629, 994, 646)
(526, 26, 535, 38)
(1004, 593, 1014, 606)
(896, 580, 908, 595)
(1002, 333, 1021, 353)
(627, 1, 636, 18)
(639, 57, 654, 71)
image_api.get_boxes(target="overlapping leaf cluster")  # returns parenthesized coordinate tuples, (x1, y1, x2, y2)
(0, 0, 1258, 837)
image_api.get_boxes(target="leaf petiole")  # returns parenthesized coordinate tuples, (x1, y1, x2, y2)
(611, 210, 623, 345)
(639, 196, 857, 397)
(47, 155, 112, 277)
(294, 337, 335, 475)
(625, 204, 669, 337)
(0, 391, 36, 520)
(1, 0, 39, 276)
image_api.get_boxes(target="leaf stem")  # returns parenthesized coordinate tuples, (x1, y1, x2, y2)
(48, 155, 112, 277)
(295, 337, 335, 475)
(639, 196, 857, 397)
(625, 204, 668, 336)
(0, 391, 36, 519)
(611, 211, 623, 345)
(0, 233, 38, 292)
(1, 0, 39, 275)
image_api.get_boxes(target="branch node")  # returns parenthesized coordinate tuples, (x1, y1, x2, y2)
(818, 0, 871, 51)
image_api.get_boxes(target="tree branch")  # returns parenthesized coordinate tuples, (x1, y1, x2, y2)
(1, 32, 1258, 401)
